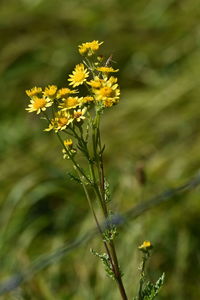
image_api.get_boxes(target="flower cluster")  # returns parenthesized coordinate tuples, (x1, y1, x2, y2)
(78, 40, 103, 56)
(25, 42, 132, 298)
(25, 40, 120, 138)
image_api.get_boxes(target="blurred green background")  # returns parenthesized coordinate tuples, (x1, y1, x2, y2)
(1, 0, 200, 299)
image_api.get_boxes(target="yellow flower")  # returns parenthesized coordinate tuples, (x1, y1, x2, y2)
(26, 87, 42, 97)
(56, 88, 78, 99)
(73, 107, 87, 122)
(103, 98, 115, 108)
(43, 85, 57, 98)
(98, 87, 115, 98)
(87, 76, 103, 88)
(63, 139, 76, 159)
(138, 241, 153, 252)
(96, 66, 119, 73)
(56, 111, 73, 131)
(68, 63, 89, 87)
(26, 96, 52, 114)
(59, 96, 81, 110)
(64, 139, 73, 147)
(78, 40, 103, 56)
(45, 111, 73, 132)
(93, 76, 120, 107)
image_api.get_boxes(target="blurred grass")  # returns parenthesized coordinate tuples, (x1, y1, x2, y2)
(1, 0, 200, 299)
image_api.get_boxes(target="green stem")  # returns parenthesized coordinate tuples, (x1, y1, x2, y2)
(75, 167, 117, 281)
(55, 124, 118, 289)
(138, 254, 148, 300)
(69, 126, 90, 159)
(90, 114, 128, 300)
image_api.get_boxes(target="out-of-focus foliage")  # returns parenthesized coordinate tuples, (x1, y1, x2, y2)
(0, 0, 200, 299)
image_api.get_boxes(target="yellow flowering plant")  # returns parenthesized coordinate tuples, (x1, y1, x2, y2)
(25, 41, 164, 300)
(135, 241, 165, 300)
(26, 40, 127, 299)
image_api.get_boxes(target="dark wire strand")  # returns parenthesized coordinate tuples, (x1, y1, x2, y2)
(0, 172, 200, 295)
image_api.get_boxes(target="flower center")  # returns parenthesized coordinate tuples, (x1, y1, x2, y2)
(74, 112, 82, 118)
(100, 87, 114, 97)
(74, 72, 85, 82)
(33, 98, 46, 109)
(48, 88, 56, 96)
(58, 117, 69, 126)
(67, 97, 79, 107)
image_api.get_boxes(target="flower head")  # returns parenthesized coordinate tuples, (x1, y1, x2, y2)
(78, 40, 103, 56)
(55, 111, 73, 131)
(138, 241, 153, 253)
(63, 139, 76, 159)
(92, 76, 120, 107)
(73, 107, 87, 122)
(68, 63, 89, 87)
(26, 87, 42, 97)
(96, 66, 119, 73)
(26, 96, 52, 114)
(43, 85, 57, 98)
(64, 139, 73, 147)
(45, 111, 73, 132)
(59, 96, 81, 110)
(56, 88, 78, 99)
(87, 77, 103, 89)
